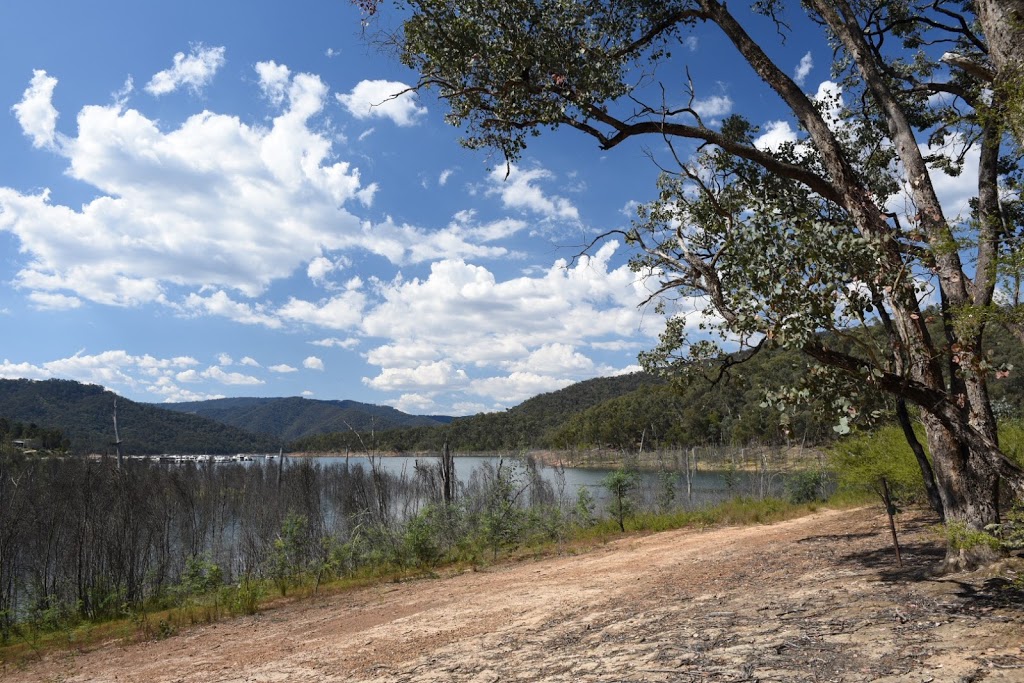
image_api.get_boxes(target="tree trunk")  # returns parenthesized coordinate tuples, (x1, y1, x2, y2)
(894, 399, 944, 521)
(919, 412, 1002, 571)
(975, 0, 1024, 146)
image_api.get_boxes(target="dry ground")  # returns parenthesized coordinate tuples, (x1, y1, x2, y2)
(5, 506, 1023, 683)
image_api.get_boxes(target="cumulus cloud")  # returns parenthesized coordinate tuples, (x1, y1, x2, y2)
(438, 169, 453, 186)
(240, 356, 261, 367)
(360, 241, 666, 409)
(794, 52, 814, 86)
(363, 360, 469, 392)
(269, 364, 297, 373)
(469, 373, 575, 405)
(310, 337, 360, 349)
(754, 120, 798, 152)
(278, 279, 366, 330)
(505, 343, 595, 374)
(28, 291, 81, 310)
(217, 353, 233, 366)
(0, 350, 199, 393)
(183, 292, 282, 328)
(0, 65, 380, 310)
(307, 256, 337, 284)
(486, 164, 579, 222)
(692, 94, 733, 119)
(303, 356, 324, 370)
(202, 366, 264, 385)
(145, 45, 226, 96)
(814, 80, 844, 129)
(391, 393, 438, 413)
(12, 70, 60, 149)
(255, 60, 290, 106)
(336, 79, 426, 126)
(754, 81, 842, 152)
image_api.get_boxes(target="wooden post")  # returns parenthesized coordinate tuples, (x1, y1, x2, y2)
(881, 477, 903, 568)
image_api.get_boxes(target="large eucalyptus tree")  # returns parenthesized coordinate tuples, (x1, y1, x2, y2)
(368, 0, 1024, 567)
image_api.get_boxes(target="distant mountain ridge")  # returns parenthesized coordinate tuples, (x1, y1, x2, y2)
(288, 371, 666, 453)
(155, 396, 452, 442)
(0, 379, 277, 455)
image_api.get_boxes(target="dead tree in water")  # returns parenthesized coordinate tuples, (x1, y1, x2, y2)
(276, 446, 284, 490)
(112, 399, 124, 469)
(440, 439, 455, 504)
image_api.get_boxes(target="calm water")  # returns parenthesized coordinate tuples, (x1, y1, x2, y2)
(282, 453, 788, 508)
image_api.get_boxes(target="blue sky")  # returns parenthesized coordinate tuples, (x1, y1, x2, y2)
(0, 2, 977, 415)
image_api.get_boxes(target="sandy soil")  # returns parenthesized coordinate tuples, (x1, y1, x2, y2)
(6, 506, 1023, 683)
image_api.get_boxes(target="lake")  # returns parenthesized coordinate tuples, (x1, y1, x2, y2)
(277, 453, 791, 508)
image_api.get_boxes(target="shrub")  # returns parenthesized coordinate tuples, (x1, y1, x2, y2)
(829, 425, 928, 506)
(603, 467, 638, 532)
(786, 469, 829, 504)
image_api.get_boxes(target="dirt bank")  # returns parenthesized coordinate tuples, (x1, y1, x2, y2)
(6, 506, 1023, 682)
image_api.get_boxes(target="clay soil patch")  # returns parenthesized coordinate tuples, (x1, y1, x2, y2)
(5, 506, 1023, 682)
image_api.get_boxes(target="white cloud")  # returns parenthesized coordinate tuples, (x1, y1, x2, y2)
(278, 279, 366, 330)
(692, 95, 733, 119)
(0, 66, 380, 311)
(359, 241, 666, 409)
(363, 360, 469, 392)
(217, 353, 233, 366)
(487, 164, 579, 222)
(12, 70, 60, 149)
(28, 291, 81, 310)
(202, 365, 264, 385)
(813, 80, 844, 129)
(255, 60, 290, 106)
(303, 356, 325, 370)
(752, 82, 842, 153)
(307, 256, 336, 283)
(184, 292, 282, 328)
(302, 389, 315, 396)
(506, 343, 595, 374)
(438, 169, 453, 186)
(269, 364, 298, 373)
(754, 120, 798, 152)
(391, 393, 438, 413)
(0, 350, 279, 402)
(794, 52, 814, 86)
(0, 360, 51, 381)
(590, 340, 641, 352)
(176, 369, 201, 383)
(240, 356, 261, 367)
(145, 45, 226, 96)
(310, 337, 360, 349)
(469, 372, 575, 405)
(0, 350, 198, 391)
(684, 36, 699, 52)
(336, 79, 426, 126)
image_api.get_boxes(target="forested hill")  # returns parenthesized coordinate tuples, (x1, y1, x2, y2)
(0, 379, 277, 455)
(155, 396, 451, 442)
(289, 371, 666, 453)
(290, 322, 1024, 454)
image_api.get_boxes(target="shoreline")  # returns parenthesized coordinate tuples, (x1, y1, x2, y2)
(286, 446, 827, 472)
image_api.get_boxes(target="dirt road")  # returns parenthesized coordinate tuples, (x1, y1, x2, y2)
(6, 507, 1023, 682)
